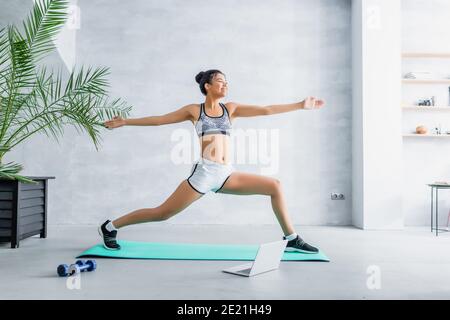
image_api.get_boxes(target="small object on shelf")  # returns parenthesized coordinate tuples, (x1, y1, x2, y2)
(404, 71, 434, 80)
(435, 124, 442, 135)
(417, 97, 436, 106)
(416, 125, 428, 134)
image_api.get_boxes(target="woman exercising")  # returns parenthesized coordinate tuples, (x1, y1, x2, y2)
(99, 69, 325, 253)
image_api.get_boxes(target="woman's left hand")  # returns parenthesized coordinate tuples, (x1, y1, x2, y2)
(301, 96, 325, 110)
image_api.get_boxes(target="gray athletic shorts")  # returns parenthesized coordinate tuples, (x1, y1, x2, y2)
(187, 158, 234, 194)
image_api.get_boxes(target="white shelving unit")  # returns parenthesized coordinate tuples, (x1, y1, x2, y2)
(402, 79, 450, 84)
(402, 106, 450, 111)
(403, 134, 450, 138)
(402, 52, 450, 138)
(402, 53, 450, 58)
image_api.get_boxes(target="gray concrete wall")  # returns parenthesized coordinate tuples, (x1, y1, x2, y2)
(2, 0, 352, 226)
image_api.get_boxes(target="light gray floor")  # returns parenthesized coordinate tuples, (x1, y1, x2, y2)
(1, 224, 450, 300)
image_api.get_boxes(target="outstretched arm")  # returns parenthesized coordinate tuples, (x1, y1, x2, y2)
(227, 97, 325, 119)
(267, 97, 325, 114)
(103, 104, 196, 129)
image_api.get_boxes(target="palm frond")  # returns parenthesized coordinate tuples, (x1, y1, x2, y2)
(65, 66, 110, 99)
(0, 161, 38, 184)
(9, 26, 36, 89)
(0, 34, 31, 145)
(22, 0, 68, 62)
(3, 66, 131, 152)
(0, 28, 10, 96)
(0, 0, 133, 172)
(0, 27, 10, 71)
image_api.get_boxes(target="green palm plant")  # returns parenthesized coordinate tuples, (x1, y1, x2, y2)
(0, 0, 131, 183)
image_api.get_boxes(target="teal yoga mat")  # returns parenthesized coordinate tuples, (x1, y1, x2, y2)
(77, 241, 330, 262)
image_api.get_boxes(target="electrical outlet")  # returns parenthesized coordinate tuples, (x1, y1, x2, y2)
(331, 193, 345, 200)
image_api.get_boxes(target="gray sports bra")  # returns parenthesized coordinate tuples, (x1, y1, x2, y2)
(194, 103, 232, 137)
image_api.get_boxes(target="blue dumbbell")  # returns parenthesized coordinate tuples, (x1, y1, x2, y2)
(57, 260, 97, 277)
(69, 260, 97, 275)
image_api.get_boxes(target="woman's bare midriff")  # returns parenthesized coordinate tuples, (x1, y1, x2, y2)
(199, 134, 230, 165)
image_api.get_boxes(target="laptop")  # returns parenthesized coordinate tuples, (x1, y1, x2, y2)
(222, 240, 288, 277)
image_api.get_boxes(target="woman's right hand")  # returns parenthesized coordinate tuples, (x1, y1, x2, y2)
(104, 116, 126, 129)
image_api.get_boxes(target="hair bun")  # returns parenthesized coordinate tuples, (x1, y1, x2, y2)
(195, 71, 205, 84)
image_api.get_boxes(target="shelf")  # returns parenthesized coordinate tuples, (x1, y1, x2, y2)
(402, 79, 450, 84)
(403, 134, 450, 138)
(402, 53, 450, 141)
(402, 53, 450, 58)
(402, 106, 450, 111)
